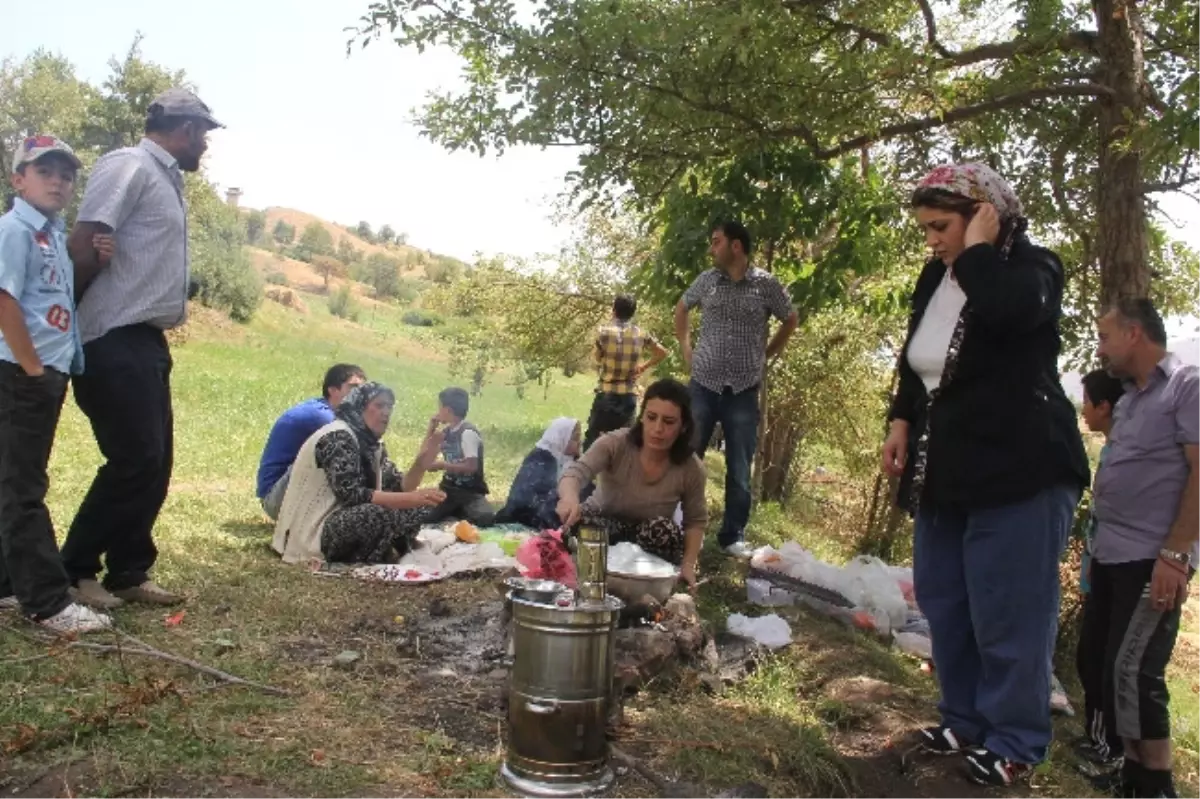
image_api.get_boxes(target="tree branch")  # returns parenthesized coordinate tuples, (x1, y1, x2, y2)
(780, 83, 1113, 159)
(915, 0, 1098, 66)
(1144, 177, 1200, 195)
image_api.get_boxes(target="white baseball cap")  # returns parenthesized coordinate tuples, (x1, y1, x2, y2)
(11, 135, 82, 174)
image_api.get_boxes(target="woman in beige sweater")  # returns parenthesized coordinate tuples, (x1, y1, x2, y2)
(557, 378, 706, 590)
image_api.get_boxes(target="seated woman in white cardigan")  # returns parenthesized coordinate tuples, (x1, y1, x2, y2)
(273, 382, 446, 564)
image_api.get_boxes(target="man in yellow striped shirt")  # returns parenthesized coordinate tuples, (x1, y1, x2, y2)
(583, 295, 666, 451)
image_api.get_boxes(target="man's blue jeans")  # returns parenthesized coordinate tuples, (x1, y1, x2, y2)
(913, 484, 1080, 764)
(690, 382, 759, 547)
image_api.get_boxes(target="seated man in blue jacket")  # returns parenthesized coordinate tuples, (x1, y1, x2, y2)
(256, 364, 365, 520)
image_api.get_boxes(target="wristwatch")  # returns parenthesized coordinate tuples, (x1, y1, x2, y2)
(1159, 548, 1192, 568)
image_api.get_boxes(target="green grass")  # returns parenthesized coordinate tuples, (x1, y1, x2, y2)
(1, 288, 1196, 797)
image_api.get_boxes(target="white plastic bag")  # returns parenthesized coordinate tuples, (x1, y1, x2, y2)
(727, 613, 792, 649)
(608, 541, 677, 577)
(893, 631, 933, 659)
(747, 578, 796, 607)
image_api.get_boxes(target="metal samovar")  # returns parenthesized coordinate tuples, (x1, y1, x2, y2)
(501, 525, 623, 797)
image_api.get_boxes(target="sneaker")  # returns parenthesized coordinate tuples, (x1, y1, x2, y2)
(111, 581, 182, 605)
(39, 602, 112, 635)
(722, 542, 753, 560)
(964, 748, 1031, 786)
(1073, 736, 1123, 769)
(918, 725, 970, 755)
(0, 595, 18, 611)
(70, 579, 125, 610)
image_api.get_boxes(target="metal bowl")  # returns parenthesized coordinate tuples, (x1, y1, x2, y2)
(504, 576, 568, 605)
(606, 568, 680, 605)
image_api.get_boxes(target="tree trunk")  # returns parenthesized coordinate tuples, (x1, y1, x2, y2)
(1094, 0, 1150, 305)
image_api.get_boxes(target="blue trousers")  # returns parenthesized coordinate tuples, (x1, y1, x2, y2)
(913, 484, 1080, 764)
(690, 382, 758, 547)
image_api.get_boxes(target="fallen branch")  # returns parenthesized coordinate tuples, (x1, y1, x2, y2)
(73, 639, 291, 698)
(609, 749, 668, 790)
(0, 623, 291, 698)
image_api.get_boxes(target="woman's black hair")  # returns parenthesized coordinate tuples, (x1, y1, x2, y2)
(629, 377, 696, 465)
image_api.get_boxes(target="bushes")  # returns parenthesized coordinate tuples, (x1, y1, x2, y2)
(402, 309, 441, 327)
(184, 174, 262, 323)
(265, 271, 288, 286)
(328, 284, 360, 321)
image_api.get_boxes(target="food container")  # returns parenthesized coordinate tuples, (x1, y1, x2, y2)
(605, 569, 679, 605)
(505, 576, 568, 605)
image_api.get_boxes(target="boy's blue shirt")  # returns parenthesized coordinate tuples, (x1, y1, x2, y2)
(0, 197, 83, 374)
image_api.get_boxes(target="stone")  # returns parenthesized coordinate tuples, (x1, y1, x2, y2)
(825, 675, 900, 706)
(614, 627, 677, 682)
(428, 597, 453, 618)
(664, 593, 700, 624)
(487, 668, 508, 681)
(332, 650, 362, 669)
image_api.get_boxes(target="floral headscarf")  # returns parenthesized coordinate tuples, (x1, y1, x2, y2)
(916, 163, 1025, 220)
(336, 382, 395, 480)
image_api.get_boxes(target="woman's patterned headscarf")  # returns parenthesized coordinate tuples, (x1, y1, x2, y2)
(336, 381, 394, 447)
(916, 162, 1027, 257)
(916, 163, 1025, 219)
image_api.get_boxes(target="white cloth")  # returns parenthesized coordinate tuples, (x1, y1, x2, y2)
(535, 417, 579, 478)
(906, 270, 967, 393)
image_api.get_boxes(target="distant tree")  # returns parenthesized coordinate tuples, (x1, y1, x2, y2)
(312, 254, 348, 291)
(336, 237, 362, 265)
(396, 231, 409, 245)
(355, 220, 375, 242)
(245, 209, 267, 244)
(378, 224, 396, 244)
(426, 257, 464, 284)
(296, 221, 334, 262)
(272, 219, 295, 244)
(364, 252, 402, 298)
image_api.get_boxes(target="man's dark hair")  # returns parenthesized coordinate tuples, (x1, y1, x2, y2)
(629, 378, 696, 465)
(322, 364, 365, 399)
(613, 294, 637, 321)
(144, 115, 193, 136)
(1082, 369, 1124, 410)
(1110, 297, 1167, 346)
(711, 220, 752, 256)
(439, 387, 470, 419)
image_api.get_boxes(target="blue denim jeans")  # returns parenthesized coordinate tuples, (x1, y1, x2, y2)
(690, 382, 759, 547)
(914, 484, 1081, 764)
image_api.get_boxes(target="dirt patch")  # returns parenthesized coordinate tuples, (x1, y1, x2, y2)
(166, 302, 248, 346)
(264, 286, 310, 314)
(3, 755, 100, 798)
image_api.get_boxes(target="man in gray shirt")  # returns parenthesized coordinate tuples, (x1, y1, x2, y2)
(62, 89, 223, 610)
(674, 220, 798, 558)
(1087, 298, 1197, 798)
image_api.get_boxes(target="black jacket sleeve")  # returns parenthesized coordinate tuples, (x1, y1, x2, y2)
(953, 242, 1063, 332)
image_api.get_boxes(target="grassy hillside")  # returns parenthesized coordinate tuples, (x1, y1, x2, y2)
(0, 290, 1195, 798)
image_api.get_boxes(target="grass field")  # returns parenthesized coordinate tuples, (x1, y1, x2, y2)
(1, 287, 1196, 798)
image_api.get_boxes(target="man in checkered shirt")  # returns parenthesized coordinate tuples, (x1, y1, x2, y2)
(675, 220, 798, 558)
(583, 294, 667, 451)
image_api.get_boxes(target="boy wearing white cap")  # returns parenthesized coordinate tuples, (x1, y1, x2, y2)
(0, 135, 115, 633)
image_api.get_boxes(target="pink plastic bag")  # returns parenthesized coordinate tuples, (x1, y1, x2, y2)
(515, 529, 577, 588)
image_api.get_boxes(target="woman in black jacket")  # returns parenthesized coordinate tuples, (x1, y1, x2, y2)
(881, 164, 1089, 787)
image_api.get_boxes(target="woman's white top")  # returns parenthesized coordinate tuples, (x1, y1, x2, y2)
(906, 269, 968, 394)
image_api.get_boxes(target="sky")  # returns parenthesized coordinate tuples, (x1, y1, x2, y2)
(1, 0, 581, 263)
(2, 0, 1197, 331)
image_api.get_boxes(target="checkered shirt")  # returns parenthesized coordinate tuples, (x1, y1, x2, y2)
(682, 267, 794, 393)
(594, 320, 653, 394)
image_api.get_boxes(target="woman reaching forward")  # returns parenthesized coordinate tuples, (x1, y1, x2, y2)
(273, 382, 446, 564)
(556, 378, 706, 591)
